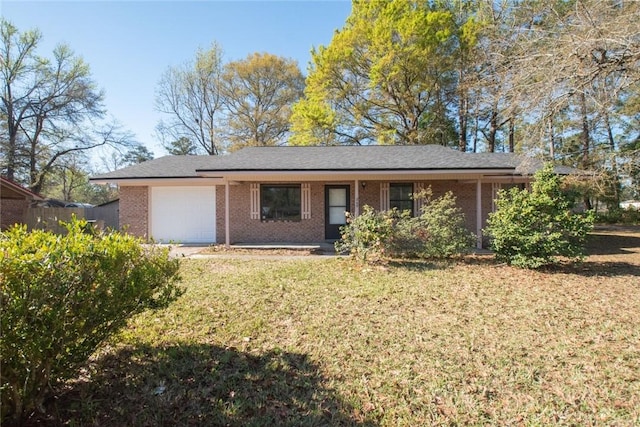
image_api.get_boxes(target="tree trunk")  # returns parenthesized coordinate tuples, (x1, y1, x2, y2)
(579, 92, 592, 210)
(604, 110, 621, 207)
(28, 115, 45, 193)
(488, 110, 498, 153)
(458, 89, 468, 152)
(508, 117, 515, 153)
(4, 83, 17, 181)
(472, 106, 479, 153)
(580, 92, 590, 169)
(548, 116, 555, 160)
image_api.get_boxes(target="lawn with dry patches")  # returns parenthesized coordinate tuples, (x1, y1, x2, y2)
(48, 227, 640, 426)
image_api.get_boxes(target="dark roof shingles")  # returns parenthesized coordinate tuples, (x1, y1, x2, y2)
(199, 146, 520, 171)
(91, 146, 522, 180)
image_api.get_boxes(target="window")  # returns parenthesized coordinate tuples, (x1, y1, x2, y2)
(390, 183, 413, 215)
(261, 185, 301, 221)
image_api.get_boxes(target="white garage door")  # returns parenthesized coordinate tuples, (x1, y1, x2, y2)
(151, 186, 216, 243)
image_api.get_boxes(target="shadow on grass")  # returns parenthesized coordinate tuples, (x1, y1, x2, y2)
(43, 344, 377, 427)
(546, 260, 640, 277)
(586, 232, 640, 256)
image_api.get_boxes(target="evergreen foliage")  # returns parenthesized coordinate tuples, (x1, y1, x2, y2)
(0, 219, 182, 423)
(485, 164, 595, 269)
(336, 189, 474, 263)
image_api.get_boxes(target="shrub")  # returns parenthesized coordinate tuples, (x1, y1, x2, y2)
(388, 190, 475, 259)
(335, 205, 394, 263)
(336, 189, 475, 263)
(0, 219, 182, 423)
(484, 164, 595, 269)
(596, 207, 640, 225)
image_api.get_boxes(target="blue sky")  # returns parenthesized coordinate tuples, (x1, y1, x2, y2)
(1, 0, 352, 162)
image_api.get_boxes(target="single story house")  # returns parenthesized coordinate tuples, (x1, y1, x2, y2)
(1, 176, 43, 231)
(90, 145, 539, 248)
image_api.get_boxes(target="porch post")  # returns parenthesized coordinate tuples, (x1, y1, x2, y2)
(225, 181, 230, 248)
(476, 179, 482, 249)
(354, 179, 360, 216)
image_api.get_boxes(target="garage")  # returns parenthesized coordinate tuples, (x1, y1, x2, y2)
(150, 186, 216, 243)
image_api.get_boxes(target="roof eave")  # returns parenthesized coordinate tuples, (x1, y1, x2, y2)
(0, 177, 44, 200)
(90, 177, 225, 185)
(196, 168, 519, 177)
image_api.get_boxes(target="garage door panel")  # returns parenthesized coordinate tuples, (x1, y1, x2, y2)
(151, 186, 216, 243)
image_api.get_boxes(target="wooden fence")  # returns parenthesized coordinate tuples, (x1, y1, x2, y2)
(25, 206, 118, 234)
(87, 204, 119, 230)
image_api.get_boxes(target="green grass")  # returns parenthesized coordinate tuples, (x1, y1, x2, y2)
(51, 229, 640, 426)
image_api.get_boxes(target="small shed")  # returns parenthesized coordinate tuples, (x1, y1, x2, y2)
(1, 177, 43, 231)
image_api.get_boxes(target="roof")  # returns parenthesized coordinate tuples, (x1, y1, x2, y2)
(91, 155, 222, 180)
(197, 146, 520, 171)
(0, 176, 43, 200)
(91, 145, 523, 181)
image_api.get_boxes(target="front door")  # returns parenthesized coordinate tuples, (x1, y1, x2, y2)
(325, 185, 350, 240)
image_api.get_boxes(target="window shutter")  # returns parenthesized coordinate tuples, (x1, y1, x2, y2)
(250, 183, 260, 219)
(301, 183, 311, 219)
(414, 182, 424, 214)
(380, 182, 390, 211)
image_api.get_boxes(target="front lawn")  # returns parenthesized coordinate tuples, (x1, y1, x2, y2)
(52, 228, 640, 426)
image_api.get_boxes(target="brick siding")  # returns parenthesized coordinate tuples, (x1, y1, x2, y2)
(119, 180, 500, 245)
(217, 182, 336, 244)
(354, 180, 491, 233)
(215, 180, 497, 244)
(119, 186, 148, 238)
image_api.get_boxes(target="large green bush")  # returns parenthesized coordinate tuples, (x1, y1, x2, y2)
(484, 164, 595, 269)
(388, 190, 475, 259)
(0, 219, 182, 423)
(336, 189, 475, 263)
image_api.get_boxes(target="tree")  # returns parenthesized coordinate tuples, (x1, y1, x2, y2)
(156, 47, 305, 154)
(221, 52, 304, 150)
(464, 0, 520, 153)
(502, 1, 640, 207)
(44, 156, 116, 205)
(163, 136, 198, 155)
(120, 144, 154, 165)
(290, 0, 480, 146)
(0, 19, 133, 194)
(155, 43, 225, 155)
(504, 1, 639, 153)
(50, 155, 91, 201)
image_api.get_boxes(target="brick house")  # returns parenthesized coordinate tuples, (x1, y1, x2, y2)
(1, 176, 43, 231)
(91, 145, 536, 248)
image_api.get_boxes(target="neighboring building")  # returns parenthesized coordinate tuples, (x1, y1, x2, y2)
(1, 176, 43, 231)
(620, 200, 640, 210)
(91, 145, 540, 248)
